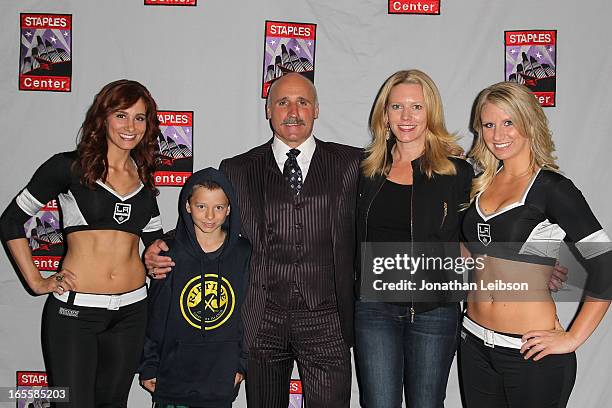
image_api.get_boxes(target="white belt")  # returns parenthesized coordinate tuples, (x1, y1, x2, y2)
(462, 315, 523, 349)
(53, 286, 147, 310)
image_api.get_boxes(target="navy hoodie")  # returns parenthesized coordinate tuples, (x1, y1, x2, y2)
(139, 168, 251, 407)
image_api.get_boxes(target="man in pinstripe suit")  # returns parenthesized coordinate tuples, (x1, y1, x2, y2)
(146, 73, 361, 407)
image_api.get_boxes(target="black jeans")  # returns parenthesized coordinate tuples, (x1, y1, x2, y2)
(43, 294, 147, 407)
(460, 327, 576, 408)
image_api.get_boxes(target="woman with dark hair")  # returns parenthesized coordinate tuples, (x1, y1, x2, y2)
(0, 79, 164, 407)
(460, 81, 611, 407)
(354, 69, 473, 407)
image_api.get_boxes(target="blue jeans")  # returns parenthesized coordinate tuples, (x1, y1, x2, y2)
(354, 301, 461, 408)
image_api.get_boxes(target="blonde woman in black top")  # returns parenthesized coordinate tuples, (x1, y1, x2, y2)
(460, 81, 611, 407)
(354, 69, 473, 408)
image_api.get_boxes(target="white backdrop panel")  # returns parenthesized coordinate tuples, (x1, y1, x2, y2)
(1, 1, 610, 406)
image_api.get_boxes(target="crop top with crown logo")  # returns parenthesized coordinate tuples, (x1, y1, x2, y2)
(1, 151, 163, 246)
(461, 168, 612, 299)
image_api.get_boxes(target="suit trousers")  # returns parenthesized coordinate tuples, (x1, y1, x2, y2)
(246, 284, 352, 408)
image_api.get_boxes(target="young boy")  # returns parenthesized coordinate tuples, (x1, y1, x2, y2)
(139, 167, 251, 408)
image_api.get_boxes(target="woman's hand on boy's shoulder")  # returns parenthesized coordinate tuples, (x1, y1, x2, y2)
(145, 239, 175, 279)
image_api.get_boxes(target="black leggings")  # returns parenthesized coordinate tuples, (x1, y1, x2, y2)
(460, 328, 576, 408)
(42, 294, 147, 407)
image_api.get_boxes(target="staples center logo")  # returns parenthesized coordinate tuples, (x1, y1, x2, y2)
(261, 21, 317, 98)
(25, 199, 64, 272)
(505, 30, 557, 107)
(388, 0, 440, 14)
(19, 13, 72, 92)
(16, 371, 53, 407)
(144, 0, 197, 5)
(154, 110, 194, 187)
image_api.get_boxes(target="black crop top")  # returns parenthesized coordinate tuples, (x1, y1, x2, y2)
(462, 168, 612, 299)
(0, 151, 163, 246)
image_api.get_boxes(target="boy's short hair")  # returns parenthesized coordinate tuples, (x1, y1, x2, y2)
(187, 180, 226, 202)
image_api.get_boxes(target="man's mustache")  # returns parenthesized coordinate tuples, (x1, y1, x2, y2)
(282, 117, 305, 125)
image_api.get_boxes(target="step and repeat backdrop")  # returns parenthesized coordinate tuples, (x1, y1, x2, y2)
(1, 1, 611, 407)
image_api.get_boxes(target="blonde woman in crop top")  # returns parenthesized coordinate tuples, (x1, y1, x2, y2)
(460, 81, 611, 407)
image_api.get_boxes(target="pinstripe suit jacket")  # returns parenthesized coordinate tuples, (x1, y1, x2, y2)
(219, 138, 361, 350)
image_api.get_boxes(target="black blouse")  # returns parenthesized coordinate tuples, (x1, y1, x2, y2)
(367, 179, 412, 243)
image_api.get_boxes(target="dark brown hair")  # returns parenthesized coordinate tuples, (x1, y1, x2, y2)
(187, 181, 225, 202)
(76, 79, 160, 192)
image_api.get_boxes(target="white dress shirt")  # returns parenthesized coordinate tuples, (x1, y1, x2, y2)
(271, 135, 317, 181)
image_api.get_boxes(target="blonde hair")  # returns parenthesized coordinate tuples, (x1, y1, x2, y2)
(468, 81, 559, 202)
(362, 69, 462, 178)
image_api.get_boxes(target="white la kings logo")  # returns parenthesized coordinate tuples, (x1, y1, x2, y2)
(477, 223, 491, 246)
(113, 203, 131, 224)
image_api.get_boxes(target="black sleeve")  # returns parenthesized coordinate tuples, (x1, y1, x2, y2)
(353, 169, 365, 272)
(459, 161, 474, 210)
(237, 245, 252, 375)
(163, 229, 176, 241)
(0, 153, 71, 241)
(456, 161, 474, 243)
(139, 250, 174, 380)
(445, 161, 474, 301)
(547, 177, 612, 299)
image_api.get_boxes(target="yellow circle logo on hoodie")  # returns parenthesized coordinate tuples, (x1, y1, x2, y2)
(180, 274, 235, 330)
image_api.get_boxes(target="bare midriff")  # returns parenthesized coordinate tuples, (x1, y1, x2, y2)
(62, 230, 145, 294)
(467, 255, 558, 334)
